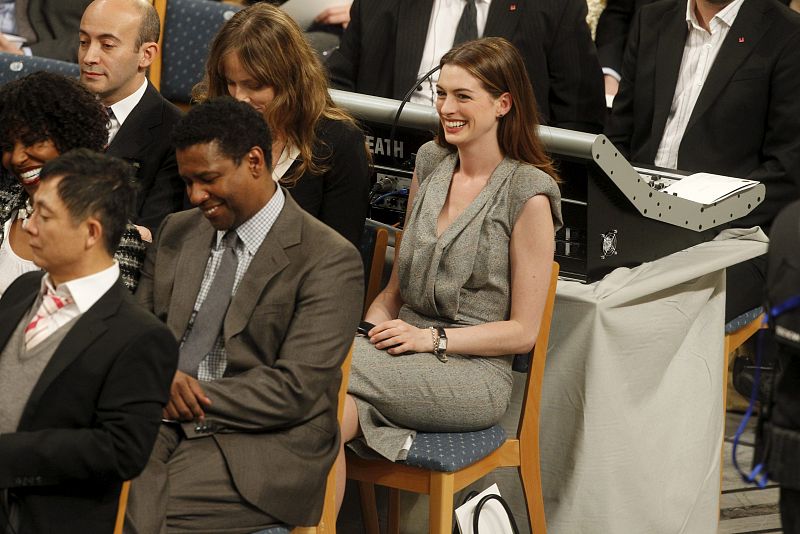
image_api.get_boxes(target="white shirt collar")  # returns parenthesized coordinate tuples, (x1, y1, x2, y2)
(216, 187, 285, 257)
(272, 143, 302, 181)
(686, 0, 745, 33)
(41, 262, 120, 314)
(108, 78, 148, 127)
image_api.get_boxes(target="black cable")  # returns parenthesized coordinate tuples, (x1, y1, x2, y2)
(472, 494, 520, 534)
(389, 64, 442, 169)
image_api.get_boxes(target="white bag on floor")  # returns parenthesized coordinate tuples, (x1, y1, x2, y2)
(454, 484, 518, 534)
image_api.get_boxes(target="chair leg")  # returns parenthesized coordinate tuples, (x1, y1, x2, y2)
(429, 472, 454, 534)
(387, 488, 400, 534)
(519, 441, 546, 533)
(358, 481, 381, 534)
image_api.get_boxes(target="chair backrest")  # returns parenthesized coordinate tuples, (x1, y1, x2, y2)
(152, 0, 242, 103)
(291, 344, 353, 534)
(517, 262, 559, 442)
(113, 480, 131, 534)
(360, 221, 389, 312)
(0, 53, 79, 86)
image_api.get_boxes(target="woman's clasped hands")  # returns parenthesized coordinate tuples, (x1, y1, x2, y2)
(365, 319, 434, 355)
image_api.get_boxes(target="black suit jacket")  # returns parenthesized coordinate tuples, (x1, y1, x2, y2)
(0, 272, 177, 533)
(327, 0, 606, 133)
(605, 0, 800, 230)
(596, 0, 795, 74)
(106, 81, 184, 232)
(595, 0, 656, 74)
(283, 118, 370, 248)
(24, 0, 91, 62)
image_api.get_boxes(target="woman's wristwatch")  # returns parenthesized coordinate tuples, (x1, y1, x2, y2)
(430, 326, 448, 363)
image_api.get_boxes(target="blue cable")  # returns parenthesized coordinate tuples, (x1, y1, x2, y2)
(731, 295, 800, 487)
(372, 188, 409, 205)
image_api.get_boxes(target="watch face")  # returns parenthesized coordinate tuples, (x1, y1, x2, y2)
(439, 335, 448, 352)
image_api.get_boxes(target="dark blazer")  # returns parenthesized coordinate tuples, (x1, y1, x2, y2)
(595, 0, 656, 74)
(136, 192, 364, 527)
(326, 0, 606, 133)
(106, 81, 185, 232)
(283, 118, 370, 248)
(0, 272, 177, 534)
(596, 0, 796, 74)
(605, 0, 800, 230)
(24, 0, 92, 62)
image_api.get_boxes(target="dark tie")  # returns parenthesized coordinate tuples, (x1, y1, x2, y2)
(453, 0, 478, 46)
(178, 231, 239, 377)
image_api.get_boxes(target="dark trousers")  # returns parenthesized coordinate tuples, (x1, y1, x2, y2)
(782, 487, 800, 533)
(726, 254, 767, 323)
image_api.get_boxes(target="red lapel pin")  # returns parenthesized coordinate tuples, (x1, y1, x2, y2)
(738, 36, 745, 43)
(510, 3, 517, 11)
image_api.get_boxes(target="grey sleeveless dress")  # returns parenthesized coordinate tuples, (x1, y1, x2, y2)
(348, 141, 563, 461)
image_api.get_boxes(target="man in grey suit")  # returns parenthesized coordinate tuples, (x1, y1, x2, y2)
(126, 97, 364, 532)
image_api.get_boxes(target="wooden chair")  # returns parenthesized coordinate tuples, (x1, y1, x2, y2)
(113, 480, 131, 534)
(149, 0, 166, 92)
(290, 345, 354, 534)
(347, 262, 560, 534)
(360, 222, 389, 312)
(720, 307, 767, 489)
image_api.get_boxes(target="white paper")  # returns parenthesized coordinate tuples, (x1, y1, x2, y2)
(279, 0, 343, 30)
(455, 483, 514, 534)
(662, 172, 759, 205)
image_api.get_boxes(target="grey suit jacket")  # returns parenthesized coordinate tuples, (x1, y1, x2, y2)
(136, 191, 364, 527)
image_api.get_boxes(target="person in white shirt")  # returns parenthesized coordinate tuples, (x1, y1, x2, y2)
(0, 149, 177, 534)
(605, 0, 800, 322)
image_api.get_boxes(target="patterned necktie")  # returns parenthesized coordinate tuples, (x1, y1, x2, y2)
(177, 231, 239, 377)
(453, 0, 478, 46)
(24, 290, 73, 350)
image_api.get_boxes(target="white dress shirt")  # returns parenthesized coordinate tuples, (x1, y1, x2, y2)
(654, 0, 745, 170)
(106, 78, 148, 144)
(411, 0, 492, 106)
(272, 143, 301, 182)
(35, 262, 121, 332)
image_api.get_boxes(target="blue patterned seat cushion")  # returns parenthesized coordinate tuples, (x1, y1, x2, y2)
(725, 306, 764, 334)
(0, 53, 79, 85)
(401, 425, 507, 472)
(251, 526, 291, 534)
(161, 0, 243, 103)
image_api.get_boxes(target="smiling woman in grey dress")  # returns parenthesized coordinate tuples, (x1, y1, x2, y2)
(334, 37, 563, 510)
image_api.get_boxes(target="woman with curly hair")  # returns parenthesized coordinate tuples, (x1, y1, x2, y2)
(0, 71, 146, 296)
(194, 2, 369, 247)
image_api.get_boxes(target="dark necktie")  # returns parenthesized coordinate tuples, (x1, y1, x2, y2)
(178, 231, 239, 377)
(453, 0, 478, 46)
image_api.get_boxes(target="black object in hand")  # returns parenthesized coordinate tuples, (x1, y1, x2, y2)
(357, 321, 375, 336)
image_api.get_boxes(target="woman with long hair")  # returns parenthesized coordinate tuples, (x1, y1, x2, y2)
(337, 37, 563, 509)
(0, 71, 146, 296)
(194, 2, 369, 247)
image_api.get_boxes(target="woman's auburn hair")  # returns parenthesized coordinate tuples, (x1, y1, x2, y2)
(436, 37, 559, 182)
(192, 3, 357, 186)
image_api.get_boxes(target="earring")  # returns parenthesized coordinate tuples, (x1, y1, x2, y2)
(497, 113, 505, 119)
